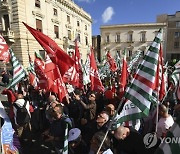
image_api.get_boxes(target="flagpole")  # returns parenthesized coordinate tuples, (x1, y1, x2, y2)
(96, 97, 125, 154)
(160, 87, 172, 104)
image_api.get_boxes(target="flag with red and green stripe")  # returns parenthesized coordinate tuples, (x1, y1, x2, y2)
(7, 49, 26, 89)
(113, 28, 162, 128)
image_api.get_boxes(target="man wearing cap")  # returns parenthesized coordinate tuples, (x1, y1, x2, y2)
(68, 128, 88, 154)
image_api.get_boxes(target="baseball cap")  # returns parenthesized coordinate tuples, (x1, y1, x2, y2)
(68, 128, 81, 142)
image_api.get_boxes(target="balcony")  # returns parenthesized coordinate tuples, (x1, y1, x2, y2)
(0, 29, 15, 43)
(0, 1, 10, 12)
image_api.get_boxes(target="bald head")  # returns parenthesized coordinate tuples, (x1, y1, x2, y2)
(105, 104, 115, 116)
(159, 104, 168, 113)
(48, 95, 56, 103)
(114, 126, 130, 140)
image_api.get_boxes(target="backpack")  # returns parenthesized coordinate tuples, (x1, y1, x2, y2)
(14, 101, 30, 126)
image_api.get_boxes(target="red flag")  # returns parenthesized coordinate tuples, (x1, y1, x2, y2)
(34, 52, 47, 90)
(23, 22, 75, 76)
(153, 44, 165, 101)
(90, 48, 104, 92)
(74, 40, 83, 89)
(45, 54, 68, 102)
(63, 41, 84, 89)
(107, 51, 117, 72)
(28, 72, 38, 88)
(119, 50, 128, 99)
(0, 34, 10, 63)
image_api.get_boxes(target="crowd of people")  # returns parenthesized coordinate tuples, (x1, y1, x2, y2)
(1, 76, 179, 154)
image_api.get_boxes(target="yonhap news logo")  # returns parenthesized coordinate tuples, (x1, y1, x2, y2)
(143, 133, 180, 148)
(143, 133, 157, 148)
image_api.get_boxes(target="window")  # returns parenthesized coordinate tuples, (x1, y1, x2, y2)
(54, 25, 59, 38)
(176, 21, 180, 28)
(68, 30, 71, 40)
(78, 34, 81, 42)
(77, 21, 80, 27)
(85, 25, 87, 30)
(175, 32, 180, 38)
(127, 33, 133, 42)
(140, 32, 146, 42)
(106, 35, 110, 43)
(53, 8, 57, 16)
(174, 42, 179, 49)
(36, 19, 42, 32)
(67, 15, 70, 24)
(85, 36, 88, 45)
(35, 0, 40, 8)
(3, 14, 10, 31)
(115, 34, 120, 42)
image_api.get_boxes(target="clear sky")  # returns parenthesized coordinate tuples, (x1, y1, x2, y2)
(74, 0, 180, 35)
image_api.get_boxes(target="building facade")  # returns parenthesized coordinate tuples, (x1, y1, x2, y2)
(157, 11, 180, 61)
(92, 35, 101, 61)
(100, 23, 167, 61)
(0, 0, 92, 67)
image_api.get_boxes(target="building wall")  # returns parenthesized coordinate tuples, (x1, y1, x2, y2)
(157, 11, 180, 61)
(0, 0, 92, 67)
(100, 23, 166, 60)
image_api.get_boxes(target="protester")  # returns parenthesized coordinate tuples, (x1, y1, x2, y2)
(68, 128, 88, 154)
(113, 125, 149, 154)
(13, 94, 31, 138)
(157, 104, 174, 138)
(42, 104, 72, 154)
(89, 131, 113, 154)
(74, 92, 96, 125)
(1, 70, 9, 85)
(82, 110, 110, 148)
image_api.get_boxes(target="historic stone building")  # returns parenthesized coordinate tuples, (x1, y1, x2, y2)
(157, 11, 180, 61)
(0, 0, 92, 67)
(100, 23, 167, 61)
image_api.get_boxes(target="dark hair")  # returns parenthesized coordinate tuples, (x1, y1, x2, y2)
(92, 131, 111, 152)
(74, 88, 81, 95)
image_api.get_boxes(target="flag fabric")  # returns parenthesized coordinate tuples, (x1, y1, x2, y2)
(74, 41, 84, 89)
(114, 29, 162, 128)
(119, 49, 128, 99)
(90, 48, 104, 92)
(115, 52, 121, 70)
(82, 53, 91, 85)
(7, 49, 26, 89)
(0, 101, 20, 154)
(63, 41, 83, 89)
(154, 115, 180, 154)
(153, 44, 165, 101)
(107, 51, 117, 72)
(128, 50, 142, 73)
(34, 52, 47, 90)
(23, 22, 75, 76)
(27, 54, 38, 88)
(44, 54, 68, 102)
(170, 60, 180, 87)
(0, 34, 10, 63)
(63, 123, 69, 154)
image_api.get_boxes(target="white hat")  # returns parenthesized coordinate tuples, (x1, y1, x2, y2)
(68, 128, 81, 142)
